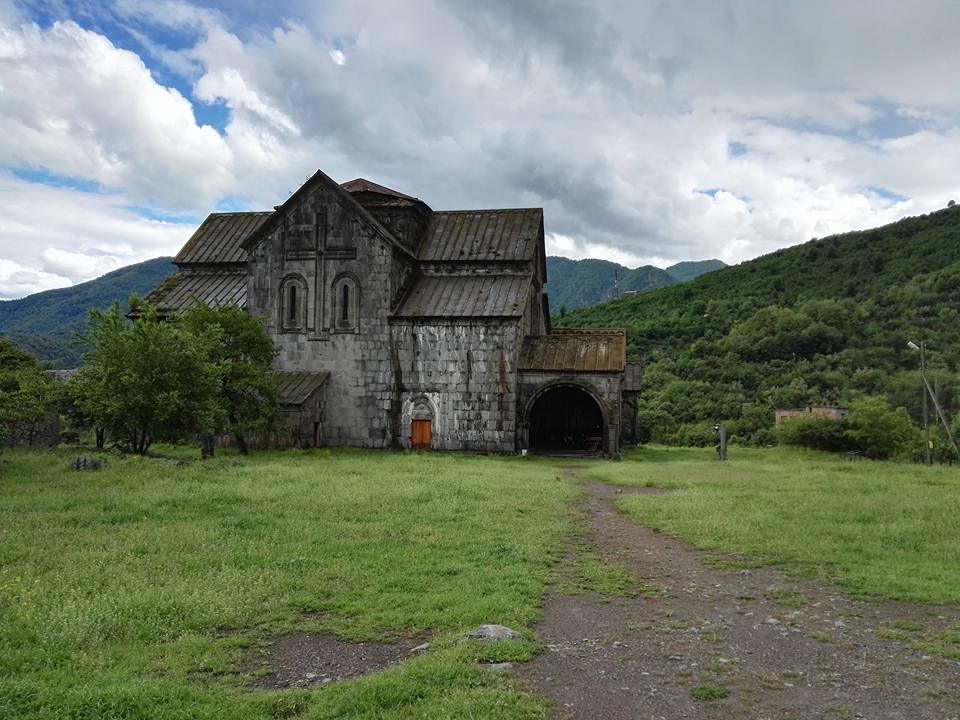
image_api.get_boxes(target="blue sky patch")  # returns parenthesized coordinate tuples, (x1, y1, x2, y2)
(11, 167, 102, 193)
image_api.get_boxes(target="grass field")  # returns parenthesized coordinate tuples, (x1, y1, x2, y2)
(0, 448, 575, 719)
(586, 446, 960, 604)
(2, 444, 958, 718)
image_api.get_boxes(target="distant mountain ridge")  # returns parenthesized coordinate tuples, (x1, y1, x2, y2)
(0, 257, 176, 367)
(546, 256, 725, 312)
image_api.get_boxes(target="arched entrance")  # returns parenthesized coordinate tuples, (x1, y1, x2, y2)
(528, 384, 605, 454)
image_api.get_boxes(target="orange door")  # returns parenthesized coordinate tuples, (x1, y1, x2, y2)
(411, 419, 431, 449)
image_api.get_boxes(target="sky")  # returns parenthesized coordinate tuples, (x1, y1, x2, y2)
(2, 1, 960, 299)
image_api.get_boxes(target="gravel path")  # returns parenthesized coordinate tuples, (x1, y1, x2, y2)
(517, 474, 960, 719)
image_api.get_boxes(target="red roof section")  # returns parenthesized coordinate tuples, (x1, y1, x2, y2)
(340, 177, 417, 201)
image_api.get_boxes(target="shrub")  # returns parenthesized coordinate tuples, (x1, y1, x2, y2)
(844, 396, 918, 460)
(776, 414, 849, 452)
(675, 423, 717, 447)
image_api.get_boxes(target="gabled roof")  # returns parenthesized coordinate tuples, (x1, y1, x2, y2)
(145, 270, 246, 314)
(393, 274, 530, 319)
(275, 371, 330, 405)
(417, 208, 542, 263)
(341, 178, 418, 201)
(518, 329, 626, 373)
(174, 212, 272, 265)
(240, 168, 417, 259)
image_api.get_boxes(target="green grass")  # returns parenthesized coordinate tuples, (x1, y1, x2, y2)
(691, 684, 729, 701)
(585, 445, 960, 604)
(0, 448, 575, 719)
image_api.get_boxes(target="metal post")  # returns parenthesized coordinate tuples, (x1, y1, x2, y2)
(921, 342, 931, 465)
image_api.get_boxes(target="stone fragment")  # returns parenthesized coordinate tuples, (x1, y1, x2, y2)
(462, 624, 522, 642)
(485, 662, 514, 672)
(410, 642, 431, 653)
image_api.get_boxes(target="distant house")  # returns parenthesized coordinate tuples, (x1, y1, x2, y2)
(774, 406, 849, 425)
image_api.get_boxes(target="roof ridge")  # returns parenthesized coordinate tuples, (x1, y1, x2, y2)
(434, 207, 544, 214)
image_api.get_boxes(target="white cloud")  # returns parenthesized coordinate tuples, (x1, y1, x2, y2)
(0, 171, 193, 299)
(0, 20, 233, 210)
(5, 0, 960, 290)
(0, 259, 71, 298)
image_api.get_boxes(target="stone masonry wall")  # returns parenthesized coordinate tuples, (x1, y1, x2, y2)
(247, 181, 417, 448)
(390, 319, 522, 452)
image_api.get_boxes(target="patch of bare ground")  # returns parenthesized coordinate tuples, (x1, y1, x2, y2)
(517, 474, 960, 719)
(250, 633, 427, 690)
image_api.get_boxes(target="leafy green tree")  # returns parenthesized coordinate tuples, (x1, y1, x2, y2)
(0, 340, 57, 446)
(72, 303, 223, 454)
(843, 397, 918, 460)
(182, 302, 277, 454)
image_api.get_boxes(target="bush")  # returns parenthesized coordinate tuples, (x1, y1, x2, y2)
(843, 396, 918, 460)
(675, 423, 717, 447)
(776, 414, 849, 452)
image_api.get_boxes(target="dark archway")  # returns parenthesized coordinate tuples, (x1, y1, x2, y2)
(528, 384, 605, 454)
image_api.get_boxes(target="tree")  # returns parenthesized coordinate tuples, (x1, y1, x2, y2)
(72, 303, 223, 454)
(0, 340, 56, 446)
(843, 396, 918, 460)
(182, 302, 277, 454)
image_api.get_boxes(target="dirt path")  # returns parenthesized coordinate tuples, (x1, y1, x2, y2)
(517, 472, 960, 719)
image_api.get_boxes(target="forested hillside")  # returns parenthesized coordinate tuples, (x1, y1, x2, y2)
(556, 206, 960, 452)
(0, 257, 175, 367)
(545, 256, 725, 311)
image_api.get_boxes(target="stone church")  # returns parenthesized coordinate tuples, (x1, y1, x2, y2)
(149, 169, 639, 454)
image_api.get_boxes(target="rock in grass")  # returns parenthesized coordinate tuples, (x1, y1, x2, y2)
(410, 642, 431, 653)
(462, 624, 522, 642)
(484, 662, 514, 672)
(72, 456, 104, 471)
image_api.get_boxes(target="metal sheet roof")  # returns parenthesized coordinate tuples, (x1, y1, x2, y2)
(393, 274, 530, 318)
(275, 371, 330, 405)
(174, 212, 272, 265)
(341, 178, 418, 201)
(519, 329, 626, 373)
(146, 270, 247, 314)
(417, 209, 542, 263)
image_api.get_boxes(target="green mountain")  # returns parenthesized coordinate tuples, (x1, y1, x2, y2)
(664, 259, 726, 283)
(0, 257, 176, 367)
(546, 256, 725, 312)
(557, 206, 960, 451)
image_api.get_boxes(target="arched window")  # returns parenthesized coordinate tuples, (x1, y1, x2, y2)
(280, 275, 307, 331)
(332, 274, 359, 331)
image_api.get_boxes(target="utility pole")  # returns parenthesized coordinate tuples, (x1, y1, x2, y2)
(911, 340, 960, 462)
(921, 342, 931, 465)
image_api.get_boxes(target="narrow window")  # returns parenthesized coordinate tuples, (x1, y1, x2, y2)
(288, 285, 298, 323)
(341, 283, 350, 323)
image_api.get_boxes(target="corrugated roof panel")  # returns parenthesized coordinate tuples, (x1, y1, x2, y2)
(393, 274, 531, 318)
(146, 270, 247, 314)
(275, 371, 330, 405)
(418, 208, 542, 263)
(174, 212, 272, 265)
(518, 329, 626, 373)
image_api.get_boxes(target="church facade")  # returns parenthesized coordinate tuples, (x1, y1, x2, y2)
(150, 169, 639, 454)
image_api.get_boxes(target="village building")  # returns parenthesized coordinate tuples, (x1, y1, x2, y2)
(774, 406, 849, 425)
(148, 169, 640, 454)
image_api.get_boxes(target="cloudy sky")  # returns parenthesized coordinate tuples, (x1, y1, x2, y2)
(1, 0, 959, 298)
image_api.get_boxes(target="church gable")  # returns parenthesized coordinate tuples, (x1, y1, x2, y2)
(244, 169, 416, 339)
